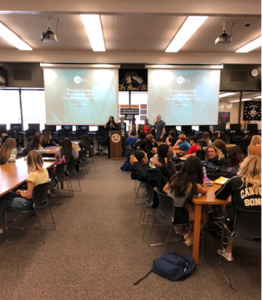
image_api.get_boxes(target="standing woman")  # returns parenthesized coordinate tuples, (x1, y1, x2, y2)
(128, 118, 139, 137)
(118, 116, 127, 157)
(0, 138, 17, 165)
(104, 116, 118, 159)
(142, 118, 152, 134)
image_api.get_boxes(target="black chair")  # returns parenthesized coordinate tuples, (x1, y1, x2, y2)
(219, 209, 261, 290)
(78, 149, 88, 175)
(58, 130, 67, 140)
(5, 182, 56, 244)
(95, 131, 107, 156)
(54, 162, 73, 200)
(68, 132, 77, 140)
(66, 159, 81, 194)
(149, 188, 203, 256)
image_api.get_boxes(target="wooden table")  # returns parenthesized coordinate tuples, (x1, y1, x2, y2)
(39, 147, 60, 157)
(192, 184, 230, 265)
(0, 158, 56, 197)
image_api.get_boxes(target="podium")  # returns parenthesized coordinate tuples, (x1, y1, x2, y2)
(109, 131, 122, 160)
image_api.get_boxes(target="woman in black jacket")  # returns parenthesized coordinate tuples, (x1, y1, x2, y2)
(104, 116, 118, 158)
(205, 146, 227, 167)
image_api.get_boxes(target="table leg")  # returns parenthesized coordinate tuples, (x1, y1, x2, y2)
(192, 204, 202, 265)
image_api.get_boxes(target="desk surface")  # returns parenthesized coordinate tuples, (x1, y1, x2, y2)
(0, 158, 56, 197)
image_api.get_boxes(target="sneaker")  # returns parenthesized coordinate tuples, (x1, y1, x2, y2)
(217, 248, 234, 261)
(0, 228, 3, 235)
(212, 212, 225, 220)
(185, 239, 193, 246)
(204, 207, 213, 214)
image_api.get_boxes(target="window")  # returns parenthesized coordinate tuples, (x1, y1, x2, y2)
(0, 90, 20, 130)
(21, 90, 46, 131)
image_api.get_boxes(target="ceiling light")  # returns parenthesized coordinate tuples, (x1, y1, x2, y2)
(230, 100, 240, 103)
(236, 36, 261, 53)
(254, 95, 262, 99)
(165, 16, 208, 52)
(81, 15, 105, 52)
(242, 98, 252, 101)
(219, 92, 236, 98)
(0, 22, 32, 50)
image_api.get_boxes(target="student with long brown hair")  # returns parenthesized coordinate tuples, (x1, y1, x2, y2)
(0, 138, 17, 165)
(26, 132, 43, 153)
(202, 131, 212, 147)
(42, 131, 56, 148)
(0, 151, 49, 234)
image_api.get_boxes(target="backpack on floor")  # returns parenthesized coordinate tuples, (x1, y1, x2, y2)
(120, 161, 132, 171)
(134, 251, 196, 285)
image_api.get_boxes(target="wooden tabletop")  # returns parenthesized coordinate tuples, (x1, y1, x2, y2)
(0, 158, 56, 197)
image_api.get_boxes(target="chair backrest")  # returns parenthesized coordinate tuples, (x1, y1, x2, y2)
(78, 150, 85, 162)
(32, 182, 49, 209)
(144, 182, 154, 206)
(55, 162, 67, 179)
(234, 209, 261, 242)
(154, 187, 174, 222)
(66, 159, 77, 175)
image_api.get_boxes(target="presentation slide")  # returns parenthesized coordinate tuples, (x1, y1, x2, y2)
(148, 69, 220, 125)
(44, 69, 118, 125)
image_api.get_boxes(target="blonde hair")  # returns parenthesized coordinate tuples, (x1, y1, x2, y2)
(179, 134, 187, 141)
(249, 135, 261, 147)
(202, 131, 211, 144)
(146, 134, 154, 142)
(237, 155, 261, 194)
(27, 151, 43, 173)
(0, 138, 16, 164)
(205, 146, 225, 161)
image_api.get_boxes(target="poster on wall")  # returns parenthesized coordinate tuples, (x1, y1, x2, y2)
(119, 69, 147, 91)
(219, 112, 230, 124)
(243, 101, 261, 121)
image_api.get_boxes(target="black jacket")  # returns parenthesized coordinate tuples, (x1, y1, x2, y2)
(118, 122, 127, 137)
(208, 156, 227, 167)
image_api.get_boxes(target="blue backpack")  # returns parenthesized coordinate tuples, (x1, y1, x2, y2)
(134, 251, 196, 285)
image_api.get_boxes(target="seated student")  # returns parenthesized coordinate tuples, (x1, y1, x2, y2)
(227, 146, 244, 168)
(57, 138, 79, 161)
(165, 130, 177, 146)
(0, 151, 49, 234)
(202, 131, 212, 147)
(126, 130, 138, 149)
(0, 131, 9, 144)
(215, 155, 261, 261)
(42, 131, 56, 148)
(183, 136, 198, 157)
(26, 132, 43, 153)
(151, 144, 177, 180)
(130, 150, 167, 207)
(238, 135, 251, 156)
(213, 139, 228, 158)
(0, 138, 17, 165)
(195, 139, 207, 161)
(135, 132, 147, 150)
(217, 131, 228, 144)
(79, 133, 93, 157)
(205, 146, 227, 167)
(163, 156, 208, 246)
(146, 134, 158, 151)
(137, 139, 154, 160)
(248, 135, 261, 158)
(173, 134, 191, 153)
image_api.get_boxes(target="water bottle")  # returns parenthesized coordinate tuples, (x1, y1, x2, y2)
(173, 153, 176, 158)
(203, 166, 206, 178)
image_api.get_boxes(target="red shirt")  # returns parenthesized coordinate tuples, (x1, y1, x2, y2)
(143, 125, 148, 133)
(187, 144, 198, 154)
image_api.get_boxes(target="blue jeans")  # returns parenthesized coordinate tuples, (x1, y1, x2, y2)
(0, 192, 33, 224)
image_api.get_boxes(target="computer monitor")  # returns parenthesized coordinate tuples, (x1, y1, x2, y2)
(45, 125, 57, 132)
(192, 126, 199, 131)
(62, 125, 72, 131)
(181, 126, 192, 132)
(215, 124, 225, 132)
(89, 126, 98, 132)
(28, 123, 40, 131)
(77, 125, 88, 131)
(247, 124, 258, 132)
(10, 123, 21, 132)
(0, 124, 6, 132)
(199, 125, 209, 132)
(230, 124, 241, 131)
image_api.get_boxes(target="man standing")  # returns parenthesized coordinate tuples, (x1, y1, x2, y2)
(154, 114, 166, 142)
(118, 116, 127, 157)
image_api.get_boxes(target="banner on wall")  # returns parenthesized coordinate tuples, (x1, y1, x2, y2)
(243, 101, 261, 121)
(119, 69, 147, 91)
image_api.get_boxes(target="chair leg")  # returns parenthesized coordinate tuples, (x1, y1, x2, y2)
(162, 226, 173, 254)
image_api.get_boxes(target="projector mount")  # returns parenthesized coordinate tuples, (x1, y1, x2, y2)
(41, 18, 60, 42)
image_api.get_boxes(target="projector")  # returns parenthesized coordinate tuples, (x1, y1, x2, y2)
(41, 27, 58, 42)
(215, 32, 232, 44)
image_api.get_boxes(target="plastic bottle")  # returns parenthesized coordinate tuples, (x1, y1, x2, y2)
(203, 166, 206, 178)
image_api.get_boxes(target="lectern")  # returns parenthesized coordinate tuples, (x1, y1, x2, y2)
(109, 131, 122, 160)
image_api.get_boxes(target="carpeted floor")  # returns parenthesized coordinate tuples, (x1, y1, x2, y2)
(0, 156, 261, 300)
